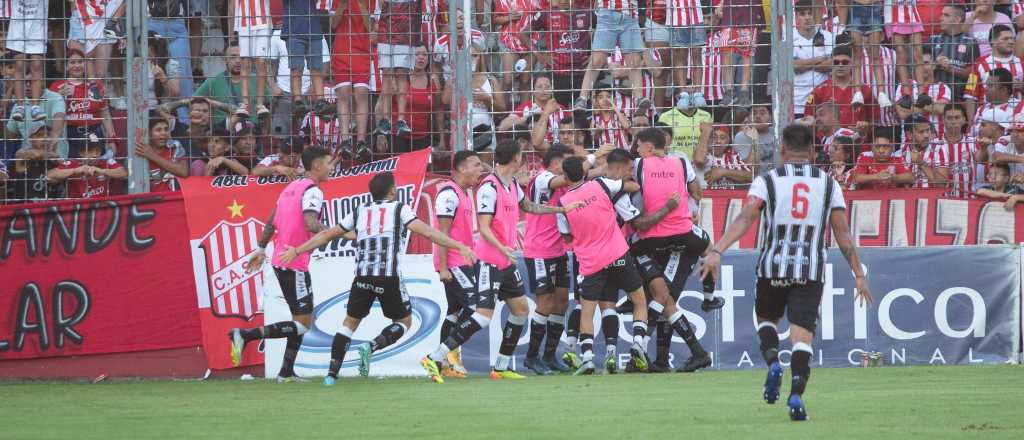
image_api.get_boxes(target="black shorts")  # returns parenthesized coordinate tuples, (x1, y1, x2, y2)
(524, 255, 570, 295)
(274, 267, 314, 315)
(473, 262, 526, 310)
(632, 228, 709, 295)
(578, 252, 644, 303)
(348, 275, 413, 320)
(755, 278, 825, 332)
(441, 264, 477, 312)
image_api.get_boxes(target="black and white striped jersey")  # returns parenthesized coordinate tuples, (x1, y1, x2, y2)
(748, 164, 846, 282)
(339, 199, 418, 277)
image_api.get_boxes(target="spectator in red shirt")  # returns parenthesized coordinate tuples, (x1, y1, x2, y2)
(47, 133, 127, 199)
(394, 45, 443, 153)
(134, 115, 188, 192)
(50, 49, 117, 158)
(533, 0, 592, 107)
(851, 131, 915, 190)
(803, 45, 876, 133)
(331, 0, 375, 156)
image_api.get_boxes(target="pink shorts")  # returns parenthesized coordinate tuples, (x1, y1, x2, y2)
(886, 22, 924, 39)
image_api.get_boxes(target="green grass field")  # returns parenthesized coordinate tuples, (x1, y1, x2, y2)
(2, 365, 1022, 439)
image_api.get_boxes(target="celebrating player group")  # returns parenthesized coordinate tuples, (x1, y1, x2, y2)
(235, 122, 872, 422)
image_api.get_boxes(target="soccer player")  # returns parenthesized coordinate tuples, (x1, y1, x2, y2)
(280, 172, 477, 386)
(522, 146, 575, 374)
(700, 123, 873, 421)
(433, 150, 486, 378)
(628, 127, 721, 373)
(556, 149, 669, 375)
(420, 140, 581, 383)
(233, 146, 334, 381)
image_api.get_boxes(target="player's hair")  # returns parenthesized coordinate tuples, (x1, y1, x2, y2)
(990, 24, 1013, 43)
(991, 162, 1011, 175)
(148, 114, 169, 131)
(370, 172, 396, 199)
(903, 114, 933, 135)
(873, 127, 896, 145)
(607, 148, 633, 165)
(211, 124, 231, 140)
(635, 127, 667, 150)
(190, 96, 211, 108)
(944, 103, 969, 120)
(452, 150, 479, 170)
(494, 139, 521, 165)
(301, 146, 330, 171)
(543, 145, 571, 168)
(943, 3, 966, 16)
(832, 45, 852, 59)
(562, 156, 586, 183)
(781, 123, 815, 154)
(990, 67, 1014, 95)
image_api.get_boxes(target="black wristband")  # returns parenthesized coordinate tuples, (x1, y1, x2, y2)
(711, 248, 724, 256)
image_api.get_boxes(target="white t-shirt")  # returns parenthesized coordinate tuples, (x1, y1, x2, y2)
(793, 26, 835, 115)
(994, 141, 1024, 176)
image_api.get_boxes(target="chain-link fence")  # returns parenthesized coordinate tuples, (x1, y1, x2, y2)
(1, 1, 1022, 205)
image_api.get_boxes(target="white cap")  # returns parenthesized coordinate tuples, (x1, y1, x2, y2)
(979, 106, 1013, 130)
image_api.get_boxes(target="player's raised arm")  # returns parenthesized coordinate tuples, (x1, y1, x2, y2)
(830, 209, 872, 306)
(408, 219, 478, 266)
(280, 226, 348, 263)
(246, 207, 276, 274)
(699, 195, 764, 281)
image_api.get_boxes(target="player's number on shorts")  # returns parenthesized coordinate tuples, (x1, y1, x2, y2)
(791, 183, 810, 219)
(365, 208, 387, 235)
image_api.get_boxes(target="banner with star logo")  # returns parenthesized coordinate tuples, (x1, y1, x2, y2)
(178, 149, 432, 370)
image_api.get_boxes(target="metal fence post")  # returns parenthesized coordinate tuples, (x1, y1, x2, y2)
(125, 0, 150, 193)
(449, 0, 473, 151)
(770, 0, 795, 133)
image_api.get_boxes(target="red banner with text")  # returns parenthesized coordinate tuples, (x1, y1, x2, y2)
(0, 194, 202, 361)
(698, 189, 1024, 248)
(178, 149, 432, 370)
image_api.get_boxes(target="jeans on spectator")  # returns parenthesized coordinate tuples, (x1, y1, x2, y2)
(148, 19, 195, 125)
(592, 10, 644, 53)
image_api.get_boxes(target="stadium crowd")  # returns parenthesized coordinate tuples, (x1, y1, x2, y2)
(1, 0, 1024, 207)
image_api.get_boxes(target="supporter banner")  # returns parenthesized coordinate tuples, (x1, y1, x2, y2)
(266, 255, 446, 377)
(0, 194, 202, 360)
(455, 246, 1020, 372)
(696, 189, 1024, 248)
(179, 149, 431, 370)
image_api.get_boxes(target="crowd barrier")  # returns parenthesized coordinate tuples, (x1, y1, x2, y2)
(2, 152, 1023, 377)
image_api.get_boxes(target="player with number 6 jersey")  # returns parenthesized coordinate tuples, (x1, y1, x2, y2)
(701, 124, 872, 422)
